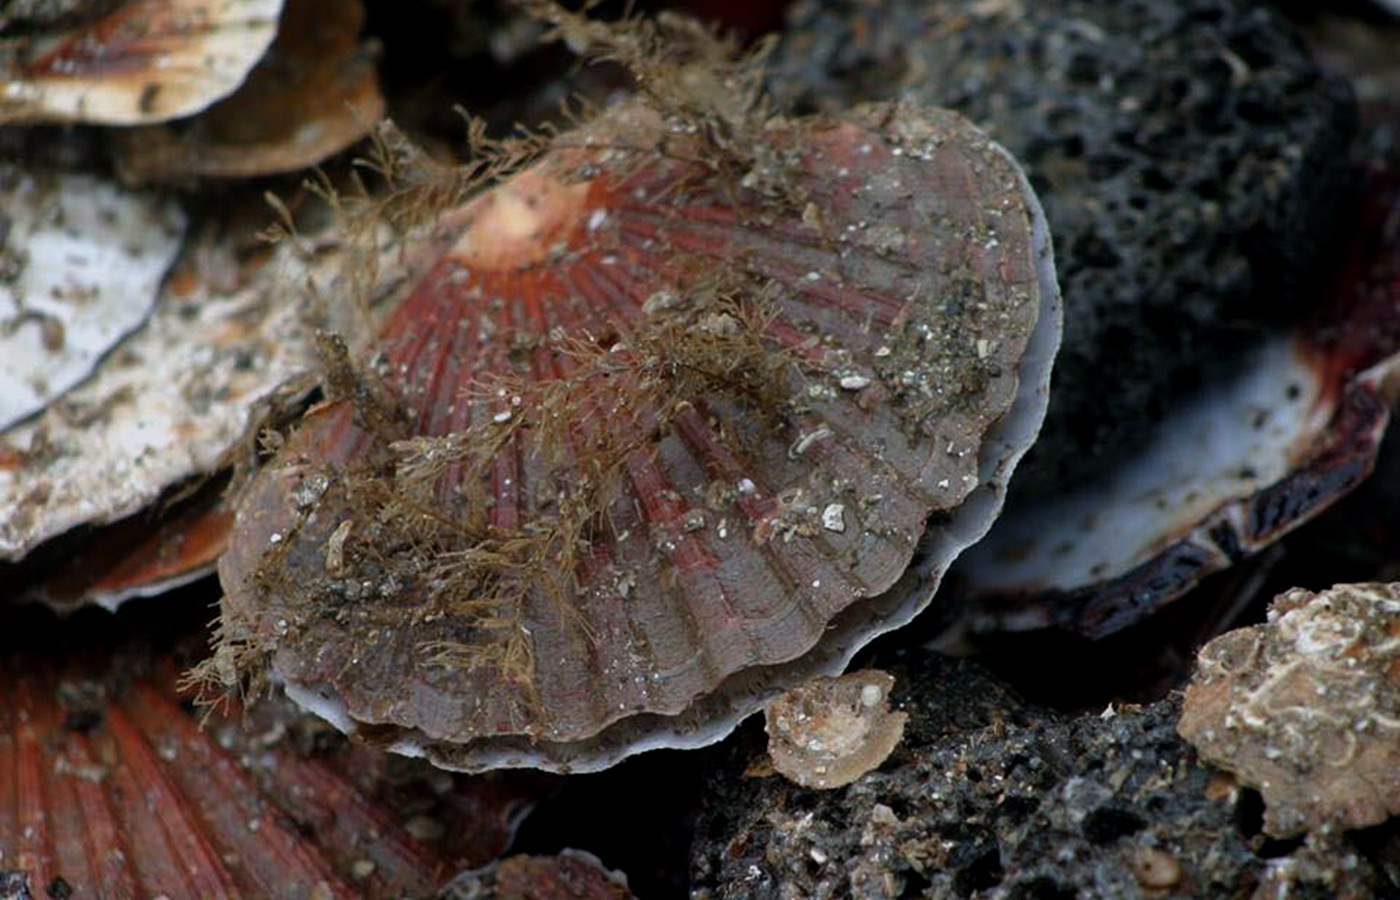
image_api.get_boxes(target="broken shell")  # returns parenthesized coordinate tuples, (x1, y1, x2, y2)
(0, 213, 388, 570)
(1178, 582, 1400, 837)
(4, 480, 233, 613)
(111, 0, 385, 183)
(438, 850, 636, 900)
(216, 97, 1060, 772)
(765, 669, 907, 790)
(0, 164, 185, 431)
(944, 169, 1400, 643)
(0, 626, 545, 898)
(0, 0, 284, 125)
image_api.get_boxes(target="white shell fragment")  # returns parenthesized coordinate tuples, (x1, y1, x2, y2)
(0, 231, 358, 562)
(1179, 582, 1400, 837)
(0, 0, 285, 125)
(0, 164, 185, 431)
(765, 670, 907, 790)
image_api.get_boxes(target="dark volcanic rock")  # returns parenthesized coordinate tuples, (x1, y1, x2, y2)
(769, 0, 1356, 497)
(689, 652, 1388, 899)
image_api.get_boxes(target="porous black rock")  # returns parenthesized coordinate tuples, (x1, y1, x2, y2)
(689, 652, 1390, 899)
(769, 0, 1357, 496)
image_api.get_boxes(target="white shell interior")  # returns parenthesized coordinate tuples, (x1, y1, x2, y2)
(0, 165, 185, 431)
(0, 237, 346, 561)
(957, 336, 1319, 602)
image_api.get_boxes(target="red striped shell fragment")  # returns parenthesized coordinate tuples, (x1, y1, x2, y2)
(4, 479, 233, 613)
(0, 164, 185, 432)
(0, 634, 548, 898)
(110, 0, 385, 183)
(0, 0, 283, 125)
(216, 100, 1061, 772)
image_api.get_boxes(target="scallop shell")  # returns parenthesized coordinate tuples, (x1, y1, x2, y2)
(217, 100, 1061, 772)
(945, 167, 1400, 642)
(111, 0, 385, 183)
(0, 615, 548, 898)
(0, 164, 185, 432)
(0, 0, 284, 125)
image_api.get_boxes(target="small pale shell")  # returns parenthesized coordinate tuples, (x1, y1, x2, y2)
(765, 669, 907, 790)
(1179, 582, 1400, 837)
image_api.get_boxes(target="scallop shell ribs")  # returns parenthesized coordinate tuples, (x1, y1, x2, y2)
(216, 100, 1060, 771)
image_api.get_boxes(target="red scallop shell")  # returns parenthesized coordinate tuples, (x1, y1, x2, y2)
(217, 101, 1060, 771)
(0, 616, 549, 898)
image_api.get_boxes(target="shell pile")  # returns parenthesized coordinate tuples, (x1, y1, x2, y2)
(3, 0, 1391, 892)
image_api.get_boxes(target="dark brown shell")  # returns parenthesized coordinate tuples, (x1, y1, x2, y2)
(947, 168, 1400, 642)
(217, 101, 1060, 771)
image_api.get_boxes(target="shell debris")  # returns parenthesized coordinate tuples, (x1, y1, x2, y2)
(0, 0, 284, 125)
(1179, 582, 1400, 837)
(765, 669, 908, 790)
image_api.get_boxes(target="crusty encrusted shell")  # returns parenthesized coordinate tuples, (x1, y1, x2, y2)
(0, 0, 283, 125)
(1179, 582, 1400, 837)
(0, 226, 365, 566)
(218, 100, 1061, 772)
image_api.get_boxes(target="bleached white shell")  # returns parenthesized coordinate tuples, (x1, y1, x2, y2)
(0, 233, 359, 563)
(0, 165, 185, 432)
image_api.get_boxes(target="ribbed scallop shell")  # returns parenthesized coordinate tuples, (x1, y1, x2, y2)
(0, 629, 545, 898)
(0, 0, 283, 125)
(217, 101, 1061, 772)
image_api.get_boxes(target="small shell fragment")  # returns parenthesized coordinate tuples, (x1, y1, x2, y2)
(437, 850, 636, 900)
(0, 0, 285, 125)
(1178, 582, 1400, 837)
(765, 669, 907, 789)
(0, 164, 185, 431)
